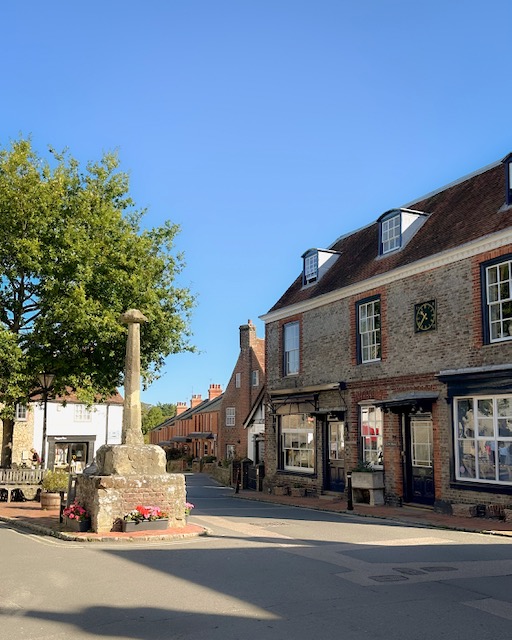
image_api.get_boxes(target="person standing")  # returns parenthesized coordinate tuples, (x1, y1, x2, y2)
(30, 448, 41, 468)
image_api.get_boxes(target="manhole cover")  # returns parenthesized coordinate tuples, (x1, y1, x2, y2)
(420, 566, 458, 572)
(369, 574, 409, 582)
(393, 568, 426, 575)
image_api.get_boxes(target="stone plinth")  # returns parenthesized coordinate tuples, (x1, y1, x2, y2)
(95, 444, 166, 476)
(76, 472, 187, 533)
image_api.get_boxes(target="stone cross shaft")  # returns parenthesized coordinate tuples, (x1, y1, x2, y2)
(120, 309, 148, 446)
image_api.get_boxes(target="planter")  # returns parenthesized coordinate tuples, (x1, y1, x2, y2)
(350, 471, 385, 506)
(64, 517, 91, 533)
(351, 471, 384, 490)
(40, 492, 61, 510)
(121, 519, 169, 533)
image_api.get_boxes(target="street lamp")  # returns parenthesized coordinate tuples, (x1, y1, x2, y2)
(38, 372, 55, 468)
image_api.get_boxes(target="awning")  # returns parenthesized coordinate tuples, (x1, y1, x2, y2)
(376, 392, 439, 413)
(309, 407, 346, 420)
(268, 393, 318, 415)
(187, 432, 215, 439)
(169, 436, 191, 443)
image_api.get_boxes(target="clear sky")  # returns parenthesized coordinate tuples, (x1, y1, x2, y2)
(2, 2, 512, 407)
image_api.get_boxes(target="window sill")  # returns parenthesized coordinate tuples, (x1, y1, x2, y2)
(277, 470, 317, 478)
(451, 480, 512, 495)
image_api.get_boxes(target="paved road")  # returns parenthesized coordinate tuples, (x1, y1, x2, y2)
(1, 473, 512, 640)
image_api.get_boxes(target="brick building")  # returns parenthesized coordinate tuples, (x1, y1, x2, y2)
(150, 384, 223, 458)
(218, 321, 265, 461)
(261, 153, 512, 513)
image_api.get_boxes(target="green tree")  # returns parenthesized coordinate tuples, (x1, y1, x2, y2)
(0, 137, 195, 415)
(141, 405, 166, 435)
(156, 402, 176, 417)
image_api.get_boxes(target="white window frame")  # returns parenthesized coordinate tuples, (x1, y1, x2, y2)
(454, 395, 512, 485)
(358, 298, 381, 363)
(381, 213, 401, 254)
(283, 321, 300, 376)
(235, 373, 241, 388)
(486, 259, 512, 342)
(303, 251, 318, 284)
(74, 404, 92, 422)
(15, 404, 27, 421)
(226, 407, 235, 427)
(280, 413, 315, 474)
(251, 370, 259, 387)
(360, 404, 383, 468)
(226, 444, 236, 459)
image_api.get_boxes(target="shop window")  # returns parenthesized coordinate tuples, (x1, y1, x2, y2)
(280, 413, 315, 473)
(455, 395, 512, 485)
(360, 405, 383, 468)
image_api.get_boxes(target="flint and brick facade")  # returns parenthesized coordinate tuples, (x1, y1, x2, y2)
(262, 155, 512, 513)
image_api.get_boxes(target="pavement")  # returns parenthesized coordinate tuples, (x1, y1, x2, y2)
(1, 485, 512, 541)
(0, 501, 207, 542)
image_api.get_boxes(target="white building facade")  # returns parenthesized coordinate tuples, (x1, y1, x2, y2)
(7, 392, 123, 470)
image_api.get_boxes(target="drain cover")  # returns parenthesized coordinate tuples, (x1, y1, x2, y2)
(369, 574, 409, 582)
(393, 568, 426, 575)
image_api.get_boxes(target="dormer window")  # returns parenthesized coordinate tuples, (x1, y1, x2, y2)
(302, 248, 341, 287)
(303, 250, 318, 284)
(381, 212, 401, 254)
(378, 208, 428, 256)
(504, 153, 512, 206)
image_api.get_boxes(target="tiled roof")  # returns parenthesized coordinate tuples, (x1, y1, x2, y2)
(152, 394, 224, 431)
(268, 159, 510, 312)
(31, 387, 124, 404)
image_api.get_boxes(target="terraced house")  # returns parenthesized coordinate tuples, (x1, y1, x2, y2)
(261, 153, 512, 515)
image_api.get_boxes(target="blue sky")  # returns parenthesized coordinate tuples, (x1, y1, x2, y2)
(2, 2, 512, 407)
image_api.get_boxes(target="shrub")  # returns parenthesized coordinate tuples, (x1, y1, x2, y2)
(41, 470, 69, 492)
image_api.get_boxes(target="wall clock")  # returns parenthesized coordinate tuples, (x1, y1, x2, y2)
(414, 300, 436, 333)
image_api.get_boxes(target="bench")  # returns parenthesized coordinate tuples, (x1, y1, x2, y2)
(0, 469, 46, 502)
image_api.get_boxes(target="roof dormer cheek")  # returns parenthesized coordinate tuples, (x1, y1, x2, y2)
(301, 248, 341, 288)
(378, 208, 429, 257)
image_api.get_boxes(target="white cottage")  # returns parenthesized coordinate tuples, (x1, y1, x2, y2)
(6, 390, 123, 470)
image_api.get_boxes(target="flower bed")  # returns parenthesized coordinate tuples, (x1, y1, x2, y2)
(121, 518, 169, 532)
(122, 504, 169, 532)
(63, 501, 91, 532)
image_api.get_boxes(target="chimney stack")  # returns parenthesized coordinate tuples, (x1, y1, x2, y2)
(191, 394, 202, 408)
(208, 383, 222, 400)
(176, 402, 187, 415)
(240, 319, 256, 351)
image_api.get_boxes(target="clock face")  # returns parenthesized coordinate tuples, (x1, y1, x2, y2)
(415, 300, 436, 332)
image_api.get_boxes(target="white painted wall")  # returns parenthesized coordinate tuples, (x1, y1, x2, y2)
(32, 400, 123, 463)
(246, 401, 265, 463)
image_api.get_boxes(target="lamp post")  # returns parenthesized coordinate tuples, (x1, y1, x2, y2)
(38, 372, 55, 468)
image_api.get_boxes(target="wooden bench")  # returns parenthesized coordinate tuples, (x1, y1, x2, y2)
(0, 469, 46, 502)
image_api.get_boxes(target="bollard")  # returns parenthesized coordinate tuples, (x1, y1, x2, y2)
(347, 472, 354, 511)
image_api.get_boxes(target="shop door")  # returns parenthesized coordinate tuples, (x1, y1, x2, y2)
(404, 414, 434, 505)
(327, 421, 345, 492)
(53, 442, 89, 473)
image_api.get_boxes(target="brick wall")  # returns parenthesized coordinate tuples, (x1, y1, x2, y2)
(76, 473, 187, 533)
(264, 243, 512, 505)
(219, 321, 265, 461)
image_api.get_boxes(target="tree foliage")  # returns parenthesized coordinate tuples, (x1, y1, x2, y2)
(155, 402, 176, 417)
(141, 402, 176, 441)
(0, 137, 194, 415)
